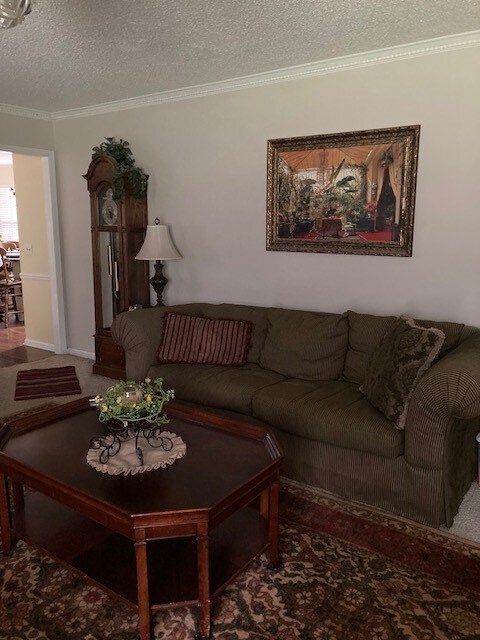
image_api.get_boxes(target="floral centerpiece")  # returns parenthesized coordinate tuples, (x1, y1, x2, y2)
(93, 378, 174, 428)
(90, 378, 176, 466)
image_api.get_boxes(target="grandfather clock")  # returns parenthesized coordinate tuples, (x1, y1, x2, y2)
(84, 156, 150, 378)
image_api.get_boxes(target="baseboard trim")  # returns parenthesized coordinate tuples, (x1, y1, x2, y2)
(20, 273, 50, 281)
(67, 348, 95, 360)
(23, 339, 54, 351)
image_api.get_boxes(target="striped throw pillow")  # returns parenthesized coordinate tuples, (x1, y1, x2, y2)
(158, 313, 252, 366)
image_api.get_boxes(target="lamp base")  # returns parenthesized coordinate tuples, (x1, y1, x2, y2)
(150, 260, 168, 306)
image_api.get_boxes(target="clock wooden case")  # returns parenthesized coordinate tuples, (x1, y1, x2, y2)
(84, 155, 150, 378)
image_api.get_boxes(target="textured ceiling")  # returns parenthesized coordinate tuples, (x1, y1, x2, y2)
(0, 0, 479, 112)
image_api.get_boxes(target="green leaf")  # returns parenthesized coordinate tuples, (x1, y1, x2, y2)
(91, 136, 147, 201)
(336, 176, 356, 187)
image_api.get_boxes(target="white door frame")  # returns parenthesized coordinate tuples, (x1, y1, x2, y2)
(1, 145, 66, 353)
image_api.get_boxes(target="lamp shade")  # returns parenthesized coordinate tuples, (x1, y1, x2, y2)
(135, 224, 181, 261)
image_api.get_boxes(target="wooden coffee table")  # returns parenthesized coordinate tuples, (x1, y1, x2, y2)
(0, 398, 283, 640)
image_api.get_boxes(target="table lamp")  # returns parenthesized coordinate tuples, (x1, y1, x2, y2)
(135, 218, 181, 306)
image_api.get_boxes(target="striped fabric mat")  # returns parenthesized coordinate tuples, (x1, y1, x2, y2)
(15, 366, 82, 401)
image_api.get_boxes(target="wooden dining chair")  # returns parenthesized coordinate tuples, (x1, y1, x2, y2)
(0, 247, 23, 328)
(1, 241, 18, 251)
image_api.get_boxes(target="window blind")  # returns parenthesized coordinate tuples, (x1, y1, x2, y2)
(0, 186, 19, 242)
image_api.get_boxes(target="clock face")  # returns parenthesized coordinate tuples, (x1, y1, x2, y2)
(101, 188, 118, 226)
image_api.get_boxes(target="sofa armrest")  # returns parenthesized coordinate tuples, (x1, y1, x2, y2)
(111, 307, 169, 380)
(405, 332, 480, 468)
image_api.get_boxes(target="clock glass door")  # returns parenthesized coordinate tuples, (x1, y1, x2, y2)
(97, 186, 121, 329)
(98, 231, 121, 329)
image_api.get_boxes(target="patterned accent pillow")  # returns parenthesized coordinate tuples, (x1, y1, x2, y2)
(158, 312, 252, 366)
(360, 315, 445, 429)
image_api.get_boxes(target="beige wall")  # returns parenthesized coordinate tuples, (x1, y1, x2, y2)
(12, 154, 53, 347)
(0, 165, 14, 185)
(0, 112, 53, 151)
(53, 47, 480, 355)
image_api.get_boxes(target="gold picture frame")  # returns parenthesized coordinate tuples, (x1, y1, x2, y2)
(266, 125, 420, 257)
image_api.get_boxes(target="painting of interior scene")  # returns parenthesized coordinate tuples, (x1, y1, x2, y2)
(277, 142, 403, 243)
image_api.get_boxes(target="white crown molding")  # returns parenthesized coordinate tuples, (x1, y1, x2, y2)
(0, 101, 51, 120)
(1, 30, 479, 122)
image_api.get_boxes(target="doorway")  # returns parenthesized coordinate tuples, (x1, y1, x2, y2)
(0, 145, 66, 358)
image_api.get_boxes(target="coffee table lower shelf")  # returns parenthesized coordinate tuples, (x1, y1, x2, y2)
(11, 491, 269, 611)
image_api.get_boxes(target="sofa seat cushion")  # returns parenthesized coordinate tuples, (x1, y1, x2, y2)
(147, 362, 286, 415)
(252, 379, 404, 457)
(259, 308, 349, 381)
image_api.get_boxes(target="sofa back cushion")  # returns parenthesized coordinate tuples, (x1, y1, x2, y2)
(344, 311, 466, 384)
(158, 312, 252, 366)
(344, 312, 397, 384)
(259, 308, 349, 380)
(414, 317, 465, 355)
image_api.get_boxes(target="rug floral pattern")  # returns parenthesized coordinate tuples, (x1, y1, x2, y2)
(2, 481, 480, 639)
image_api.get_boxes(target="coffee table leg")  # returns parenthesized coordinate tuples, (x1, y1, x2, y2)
(134, 532, 152, 640)
(0, 473, 12, 555)
(260, 488, 269, 520)
(195, 522, 212, 640)
(267, 479, 281, 570)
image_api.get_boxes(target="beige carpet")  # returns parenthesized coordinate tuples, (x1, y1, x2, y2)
(1, 354, 479, 543)
(0, 354, 116, 420)
(448, 482, 480, 543)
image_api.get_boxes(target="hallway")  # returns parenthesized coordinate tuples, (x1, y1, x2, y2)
(0, 323, 51, 367)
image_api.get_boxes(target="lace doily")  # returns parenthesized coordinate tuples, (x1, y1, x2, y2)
(86, 431, 186, 476)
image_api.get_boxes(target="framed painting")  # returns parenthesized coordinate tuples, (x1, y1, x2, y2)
(266, 125, 420, 257)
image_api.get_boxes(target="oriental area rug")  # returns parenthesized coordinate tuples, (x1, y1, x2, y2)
(2, 481, 480, 640)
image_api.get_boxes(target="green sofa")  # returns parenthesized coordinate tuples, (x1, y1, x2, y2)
(111, 303, 480, 528)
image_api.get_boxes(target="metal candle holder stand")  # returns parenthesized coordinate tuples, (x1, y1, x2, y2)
(90, 420, 174, 466)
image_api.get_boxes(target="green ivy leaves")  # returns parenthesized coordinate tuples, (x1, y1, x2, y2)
(92, 137, 147, 202)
